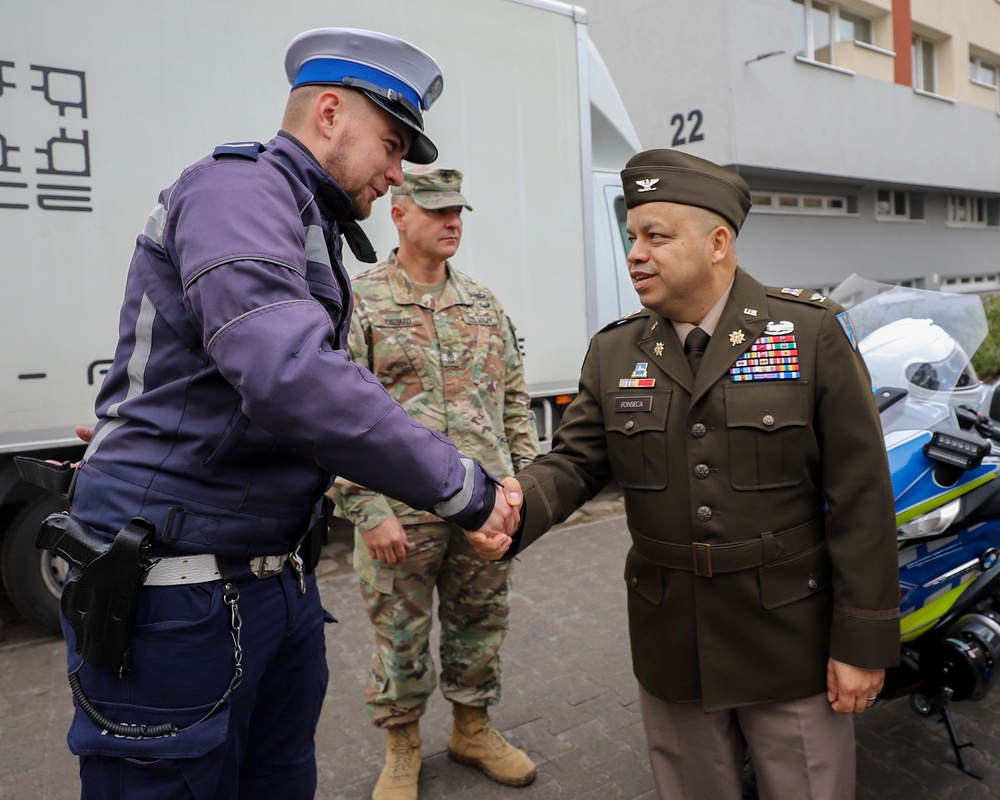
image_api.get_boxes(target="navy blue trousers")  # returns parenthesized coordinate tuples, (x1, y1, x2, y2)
(63, 560, 331, 800)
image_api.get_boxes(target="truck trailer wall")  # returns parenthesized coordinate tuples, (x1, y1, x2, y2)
(1, 0, 641, 629)
(3, 0, 641, 449)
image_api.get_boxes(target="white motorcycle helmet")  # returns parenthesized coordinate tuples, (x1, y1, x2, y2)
(859, 317, 985, 409)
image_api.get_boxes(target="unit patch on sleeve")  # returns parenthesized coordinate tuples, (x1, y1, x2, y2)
(836, 311, 858, 351)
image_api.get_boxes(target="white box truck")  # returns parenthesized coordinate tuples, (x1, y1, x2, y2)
(0, 0, 641, 632)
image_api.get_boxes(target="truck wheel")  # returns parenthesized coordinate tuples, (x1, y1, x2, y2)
(1, 492, 68, 636)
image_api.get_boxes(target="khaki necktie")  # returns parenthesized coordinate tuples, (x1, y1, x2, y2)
(684, 327, 711, 375)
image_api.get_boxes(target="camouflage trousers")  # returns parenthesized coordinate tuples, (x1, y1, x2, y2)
(354, 521, 512, 728)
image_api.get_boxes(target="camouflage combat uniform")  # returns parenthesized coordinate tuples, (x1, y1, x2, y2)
(332, 251, 539, 727)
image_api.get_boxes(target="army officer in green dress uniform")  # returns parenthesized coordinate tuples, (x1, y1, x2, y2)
(468, 149, 900, 800)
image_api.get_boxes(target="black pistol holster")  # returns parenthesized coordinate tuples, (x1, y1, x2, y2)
(36, 514, 153, 672)
(300, 495, 331, 572)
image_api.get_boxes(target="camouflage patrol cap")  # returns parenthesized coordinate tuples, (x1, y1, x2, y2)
(621, 149, 752, 233)
(392, 167, 473, 211)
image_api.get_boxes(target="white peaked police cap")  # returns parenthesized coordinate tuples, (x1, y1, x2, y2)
(284, 27, 444, 164)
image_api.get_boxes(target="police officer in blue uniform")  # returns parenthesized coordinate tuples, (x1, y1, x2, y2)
(60, 28, 517, 799)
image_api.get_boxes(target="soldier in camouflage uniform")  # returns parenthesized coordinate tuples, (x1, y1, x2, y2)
(331, 167, 540, 799)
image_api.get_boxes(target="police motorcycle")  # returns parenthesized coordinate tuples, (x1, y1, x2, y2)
(831, 275, 1000, 780)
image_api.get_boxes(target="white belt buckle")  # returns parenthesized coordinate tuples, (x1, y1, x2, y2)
(250, 554, 287, 579)
(144, 554, 221, 586)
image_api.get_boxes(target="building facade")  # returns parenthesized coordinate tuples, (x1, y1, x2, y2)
(582, 0, 1000, 293)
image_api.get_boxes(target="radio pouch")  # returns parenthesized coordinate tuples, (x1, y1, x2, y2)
(37, 514, 153, 671)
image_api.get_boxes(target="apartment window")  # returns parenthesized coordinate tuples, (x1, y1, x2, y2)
(793, 0, 873, 65)
(913, 35, 936, 93)
(941, 273, 1000, 293)
(876, 190, 924, 221)
(793, 0, 830, 62)
(838, 9, 872, 45)
(970, 54, 999, 88)
(950, 195, 987, 226)
(947, 195, 1000, 228)
(751, 191, 854, 215)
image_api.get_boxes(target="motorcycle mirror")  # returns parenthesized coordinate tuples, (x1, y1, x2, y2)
(990, 384, 1000, 423)
(874, 386, 907, 413)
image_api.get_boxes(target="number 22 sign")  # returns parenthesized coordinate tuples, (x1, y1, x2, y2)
(670, 109, 705, 147)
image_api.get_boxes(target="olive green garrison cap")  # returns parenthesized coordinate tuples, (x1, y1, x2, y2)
(621, 149, 752, 233)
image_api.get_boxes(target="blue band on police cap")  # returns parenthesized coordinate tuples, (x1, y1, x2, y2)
(291, 58, 423, 112)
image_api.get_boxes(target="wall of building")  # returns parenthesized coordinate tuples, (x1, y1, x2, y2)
(580, 0, 1000, 290)
(738, 189, 1000, 291)
(582, 0, 737, 161)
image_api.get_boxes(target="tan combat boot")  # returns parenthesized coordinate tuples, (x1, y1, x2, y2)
(447, 703, 537, 786)
(372, 721, 422, 800)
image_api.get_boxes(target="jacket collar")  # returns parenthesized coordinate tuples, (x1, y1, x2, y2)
(385, 250, 471, 310)
(272, 131, 377, 263)
(636, 268, 770, 398)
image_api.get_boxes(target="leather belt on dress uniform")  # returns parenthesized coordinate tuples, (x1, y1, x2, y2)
(143, 552, 297, 586)
(648, 517, 825, 578)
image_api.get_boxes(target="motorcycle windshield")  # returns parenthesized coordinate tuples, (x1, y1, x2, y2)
(830, 275, 987, 415)
(879, 399, 952, 445)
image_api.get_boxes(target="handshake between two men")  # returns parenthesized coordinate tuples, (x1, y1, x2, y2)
(68, 423, 519, 564)
(469, 477, 523, 560)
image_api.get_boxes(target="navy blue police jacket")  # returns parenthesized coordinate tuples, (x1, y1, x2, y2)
(72, 133, 494, 556)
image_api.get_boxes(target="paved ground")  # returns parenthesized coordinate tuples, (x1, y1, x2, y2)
(2, 492, 1000, 799)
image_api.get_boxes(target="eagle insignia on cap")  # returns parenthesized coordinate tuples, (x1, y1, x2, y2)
(636, 178, 660, 193)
